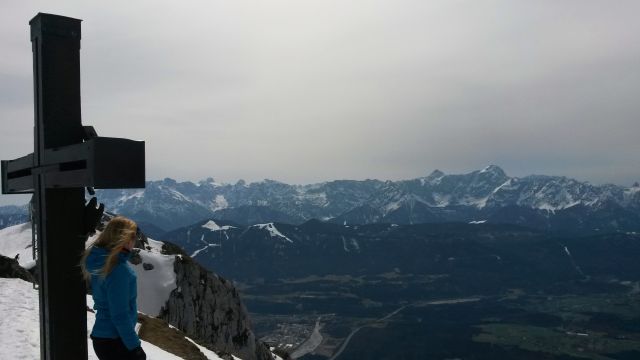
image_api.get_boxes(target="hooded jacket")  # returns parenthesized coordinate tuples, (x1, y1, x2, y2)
(86, 246, 141, 350)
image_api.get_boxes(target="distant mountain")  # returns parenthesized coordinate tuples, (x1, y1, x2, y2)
(93, 166, 640, 234)
(0, 205, 28, 230)
(212, 205, 304, 226)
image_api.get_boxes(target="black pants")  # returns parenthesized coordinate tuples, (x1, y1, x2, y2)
(91, 335, 137, 360)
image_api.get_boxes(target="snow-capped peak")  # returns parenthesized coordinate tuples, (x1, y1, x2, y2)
(479, 165, 507, 177)
(426, 169, 445, 179)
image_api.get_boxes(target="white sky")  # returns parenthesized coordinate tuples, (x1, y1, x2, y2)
(1, 1, 640, 205)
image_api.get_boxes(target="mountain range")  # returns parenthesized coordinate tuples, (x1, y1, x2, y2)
(2, 166, 639, 235)
(91, 166, 640, 235)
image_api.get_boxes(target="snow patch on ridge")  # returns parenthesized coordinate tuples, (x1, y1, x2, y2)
(212, 195, 229, 211)
(202, 220, 235, 232)
(0, 223, 35, 269)
(118, 190, 144, 202)
(191, 243, 221, 258)
(133, 244, 177, 317)
(254, 223, 293, 243)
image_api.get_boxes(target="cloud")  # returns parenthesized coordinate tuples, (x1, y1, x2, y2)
(1, 0, 639, 206)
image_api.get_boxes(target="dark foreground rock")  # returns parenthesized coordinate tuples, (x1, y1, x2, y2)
(0, 254, 35, 283)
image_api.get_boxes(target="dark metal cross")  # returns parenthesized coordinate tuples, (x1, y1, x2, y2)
(1, 13, 145, 360)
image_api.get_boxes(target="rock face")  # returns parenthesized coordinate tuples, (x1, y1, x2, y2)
(159, 248, 273, 360)
(0, 254, 35, 283)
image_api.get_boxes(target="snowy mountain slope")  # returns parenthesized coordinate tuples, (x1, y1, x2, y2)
(0, 222, 36, 269)
(0, 223, 176, 318)
(92, 166, 640, 233)
(0, 277, 228, 360)
(0, 222, 276, 360)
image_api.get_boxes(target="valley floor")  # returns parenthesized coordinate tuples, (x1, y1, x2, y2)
(245, 275, 640, 360)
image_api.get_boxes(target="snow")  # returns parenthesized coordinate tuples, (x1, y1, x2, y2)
(479, 165, 493, 173)
(146, 238, 166, 253)
(384, 200, 402, 213)
(212, 195, 229, 211)
(536, 200, 581, 212)
(469, 220, 487, 224)
(0, 277, 187, 360)
(469, 196, 489, 209)
(491, 179, 512, 194)
(184, 338, 228, 360)
(116, 190, 145, 204)
(253, 223, 293, 243)
(202, 220, 235, 232)
(0, 222, 100, 270)
(0, 223, 35, 269)
(191, 243, 220, 258)
(0, 224, 256, 360)
(341, 236, 360, 253)
(431, 193, 451, 207)
(162, 187, 191, 202)
(132, 247, 178, 317)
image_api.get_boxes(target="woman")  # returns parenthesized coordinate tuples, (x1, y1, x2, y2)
(82, 216, 146, 360)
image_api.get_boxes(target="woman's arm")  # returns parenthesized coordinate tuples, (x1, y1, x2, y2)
(105, 265, 141, 351)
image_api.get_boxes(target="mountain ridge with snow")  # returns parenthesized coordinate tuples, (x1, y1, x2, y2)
(3, 166, 639, 234)
(88, 166, 640, 234)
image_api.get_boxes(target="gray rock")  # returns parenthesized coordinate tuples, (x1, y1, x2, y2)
(159, 252, 273, 360)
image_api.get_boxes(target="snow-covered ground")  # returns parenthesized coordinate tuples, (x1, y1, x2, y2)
(0, 223, 177, 317)
(0, 222, 285, 360)
(0, 277, 226, 360)
(0, 222, 36, 269)
(134, 238, 178, 316)
(0, 223, 227, 360)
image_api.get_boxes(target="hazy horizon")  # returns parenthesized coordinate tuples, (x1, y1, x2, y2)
(2, 163, 638, 206)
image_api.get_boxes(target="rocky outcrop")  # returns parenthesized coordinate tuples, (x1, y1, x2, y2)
(159, 244, 273, 360)
(0, 254, 35, 283)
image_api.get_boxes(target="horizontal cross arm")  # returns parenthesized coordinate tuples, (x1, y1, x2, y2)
(1, 137, 145, 194)
(1, 154, 35, 194)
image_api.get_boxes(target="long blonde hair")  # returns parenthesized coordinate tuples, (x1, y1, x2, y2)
(81, 216, 137, 281)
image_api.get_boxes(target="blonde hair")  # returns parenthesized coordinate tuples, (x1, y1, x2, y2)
(81, 216, 137, 281)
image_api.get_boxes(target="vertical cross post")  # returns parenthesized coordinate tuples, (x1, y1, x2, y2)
(30, 14, 87, 360)
(2, 13, 145, 359)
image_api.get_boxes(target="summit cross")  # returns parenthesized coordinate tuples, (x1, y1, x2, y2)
(1, 13, 145, 360)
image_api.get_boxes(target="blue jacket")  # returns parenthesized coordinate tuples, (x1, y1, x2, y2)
(86, 246, 141, 350)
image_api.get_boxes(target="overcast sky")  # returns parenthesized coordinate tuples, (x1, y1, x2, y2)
(1, 1, 639, 205)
